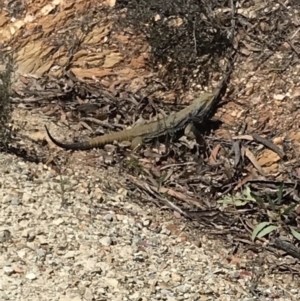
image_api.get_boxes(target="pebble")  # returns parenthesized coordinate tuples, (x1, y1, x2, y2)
(105, 278, 118, 287)
(99, 236, 112, 246)
(0, 229, 11, 243)
(10, 197, 21, 205)
(104, 214, 114, 222)
(129, 291, 140, 300)
(64, 251, 76, 258)
(22, 192, 32, 202)
(2, 194, 15, 204)
(142, 218, 151, 227)
(53, 218, 64, 225)
(60, 297, 82, 301)
(26, 272, 37, 280)
(171, 273, 182, 282)
(36, 248, 46, 258)
(84, 288, 93, 301)
(3, 266, 14, 276)
(177, 284, 191, 294)
(0, 291, 9, 300)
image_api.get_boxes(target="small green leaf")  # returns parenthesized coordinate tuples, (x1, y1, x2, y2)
(277, 182, 284, 205)
(244, 186, 256, 202)
(282, 203, 297, 216)
(290, 227, 300, 241)
(217, 195, 248, 206)
(252, 222, 273, 241)
(218, 186, 257, 207)
(254, 195, 267, 209)
(251, 222, 278, 241)
(267, 195, 276, 211)
(256, 225, 278, 238)
(157, 172, 168, 190)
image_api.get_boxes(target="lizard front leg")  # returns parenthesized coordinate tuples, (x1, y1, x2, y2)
(130, 136, 143, 150)
(184, 123, 196, 139)
(184, 123, 206, 149)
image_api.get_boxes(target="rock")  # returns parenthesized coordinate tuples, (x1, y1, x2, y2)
(99, 236, 112, 246)
(25, 272, 37, 280)
(3, 266, 14, 276)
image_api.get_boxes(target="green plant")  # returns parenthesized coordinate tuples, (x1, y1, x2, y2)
(219, 184, 300, 242)
(218, 185, 256, 207)
(54, 172, 76, 207)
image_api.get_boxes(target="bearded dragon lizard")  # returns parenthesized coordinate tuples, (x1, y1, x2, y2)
(45, 93, 215, 150)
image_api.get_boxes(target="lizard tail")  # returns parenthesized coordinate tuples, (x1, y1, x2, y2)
(44, 125, 93, 150)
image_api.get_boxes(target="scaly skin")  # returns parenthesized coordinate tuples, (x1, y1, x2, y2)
(45, 93, 215, 150)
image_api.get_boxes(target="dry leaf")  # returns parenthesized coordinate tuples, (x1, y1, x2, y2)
(209, 144, 221, 165)
(257, 149, 280, 167)
(243, 147, 265, 176)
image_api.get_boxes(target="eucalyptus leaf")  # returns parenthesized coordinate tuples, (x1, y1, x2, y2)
(252, 222, 271, 241)
(256, 225, 278, 238)
(290, 227, 300, 241)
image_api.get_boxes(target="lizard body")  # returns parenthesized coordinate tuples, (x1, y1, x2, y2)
(45, 93, 215, 150)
